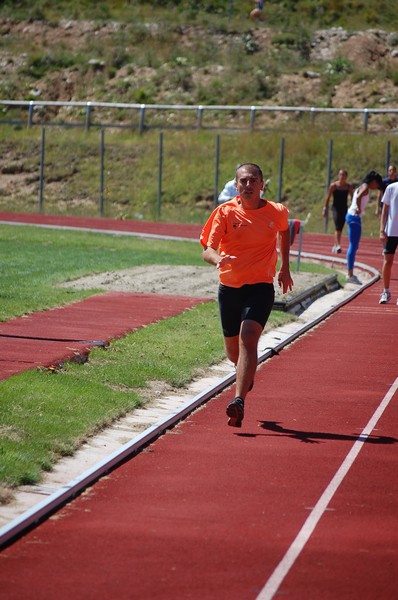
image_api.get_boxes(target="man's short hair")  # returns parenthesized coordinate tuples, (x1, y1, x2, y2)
(236, 163, 264, 180)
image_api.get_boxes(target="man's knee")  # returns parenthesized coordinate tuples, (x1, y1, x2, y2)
(240, 320, 263, 348)
(383, 253, 394, 267)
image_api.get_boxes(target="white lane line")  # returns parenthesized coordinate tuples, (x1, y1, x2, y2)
(257, 376, 398, 600)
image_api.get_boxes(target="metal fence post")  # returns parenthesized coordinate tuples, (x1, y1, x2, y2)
(214, 134, 220, 208)
(363, 109, 369, 132)
(38, 127, 45, 212)
(324, 138, 333, 232)
(197, 106, 203, 129)
(28, 101, 34, 128)
(228, 0, 233, 21)
(85, 102, 92, 131)
(385, 140, 391, 173)
(139, 104, 145, 134)
(277, 137, 285, 202)
(250, 106, 256, 131)
(296, 224, 304, 272)
(99, 128, 105, 217)
(157, 132, 163, 220)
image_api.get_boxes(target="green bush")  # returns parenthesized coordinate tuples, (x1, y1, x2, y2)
(325, 57, 352, 75)
(21, 51, 78, 79)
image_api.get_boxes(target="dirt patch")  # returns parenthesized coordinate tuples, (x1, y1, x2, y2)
(60, 264, 329, 301)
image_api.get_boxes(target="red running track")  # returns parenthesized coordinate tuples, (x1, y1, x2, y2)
(0, 292, 210, 380)
(0, 213, 397, 599)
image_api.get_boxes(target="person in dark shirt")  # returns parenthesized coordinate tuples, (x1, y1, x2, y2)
(375, 164, 398, 217)
(323, 169, 354, 254)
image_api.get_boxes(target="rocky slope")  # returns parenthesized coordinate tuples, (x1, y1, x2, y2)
(1, 19, 398, 126)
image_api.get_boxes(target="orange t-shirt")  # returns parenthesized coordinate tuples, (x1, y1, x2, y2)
(200, 197, 289, 288)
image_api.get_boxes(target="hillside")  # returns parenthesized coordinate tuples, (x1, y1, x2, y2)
(1, 18, 398, 124)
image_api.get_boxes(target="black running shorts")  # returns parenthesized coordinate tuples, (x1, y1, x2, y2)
(218, 282, 275, 338)
(332, 206, 347, 232)
(383, 236, 398, 255)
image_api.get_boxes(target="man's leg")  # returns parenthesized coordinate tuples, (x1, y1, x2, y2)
(225, 320, 263, 427)
(224, 319, 263, 399)
(382, 253, 394, 289)
(222, 283, 273, 427)
(235, 319, 263, 399)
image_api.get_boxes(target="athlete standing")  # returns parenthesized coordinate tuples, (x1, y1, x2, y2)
(323, 169, 354, 254)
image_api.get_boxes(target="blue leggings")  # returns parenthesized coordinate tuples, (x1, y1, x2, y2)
(346, 213, 361, 271)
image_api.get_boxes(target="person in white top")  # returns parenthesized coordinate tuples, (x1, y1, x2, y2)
(345, 171, 382, 285)
(379, 180, 398, 304)
(218, 179, 237, 204)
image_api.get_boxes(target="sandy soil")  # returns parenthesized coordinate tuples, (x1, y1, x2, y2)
(60, 264, 327, 301)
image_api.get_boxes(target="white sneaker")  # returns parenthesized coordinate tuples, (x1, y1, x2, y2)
(379, 291, 391, 304)
(346, 274, 362, 285)
(336, 245, 342, 254)
(332, 245, 337, 253)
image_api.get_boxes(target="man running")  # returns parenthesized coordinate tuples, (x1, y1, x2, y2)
(200, 163, 293, 427)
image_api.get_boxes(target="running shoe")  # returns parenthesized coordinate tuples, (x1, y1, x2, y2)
(346, 275, 362, 285)
(336, 245, 342, 254)
(226, 397, 244, 428)
(379, 290, 391, 304)
(332, 245, 337, 253)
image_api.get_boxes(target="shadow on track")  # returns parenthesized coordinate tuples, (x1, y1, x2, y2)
(236, 421, 398, 444)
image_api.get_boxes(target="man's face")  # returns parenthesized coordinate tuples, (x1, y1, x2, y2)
(388, 166, 397, 180)
(235, 167, 264, 200)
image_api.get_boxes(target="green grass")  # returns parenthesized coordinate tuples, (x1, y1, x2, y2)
(0, 126, 391, 238)
(0, 223, 206, 321)
(1, 0, 398, 31)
